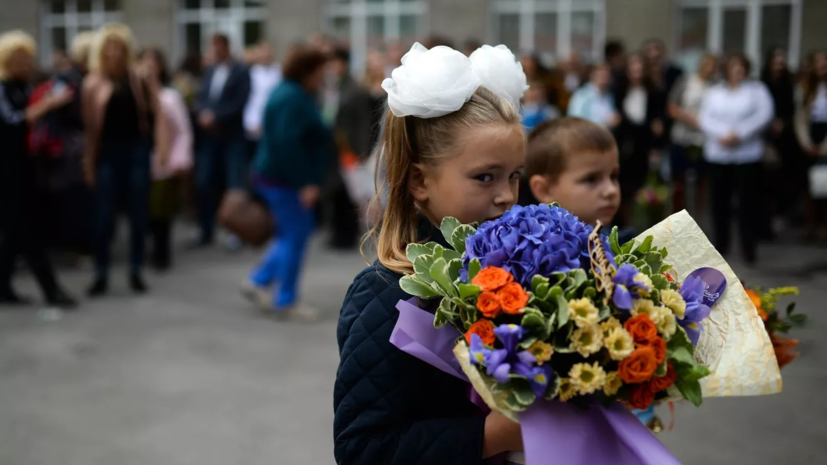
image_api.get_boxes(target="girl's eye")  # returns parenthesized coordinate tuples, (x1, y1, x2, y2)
(509, 171, 522, 180)
(582, 175, 599, 184)
(475, 173, 494, 183)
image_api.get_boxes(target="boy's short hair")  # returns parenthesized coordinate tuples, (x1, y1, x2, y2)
(526, 117, 617, 181)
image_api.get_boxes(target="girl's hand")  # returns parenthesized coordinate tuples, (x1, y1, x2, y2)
(482, 410, 523, 458)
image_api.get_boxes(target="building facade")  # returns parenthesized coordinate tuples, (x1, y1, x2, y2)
(2, 0, 825, 74)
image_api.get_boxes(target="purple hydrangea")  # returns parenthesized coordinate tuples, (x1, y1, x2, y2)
(462, 204, 608, 286)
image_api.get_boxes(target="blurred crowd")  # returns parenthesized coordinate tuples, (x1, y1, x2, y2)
(2, 24, 827, 313)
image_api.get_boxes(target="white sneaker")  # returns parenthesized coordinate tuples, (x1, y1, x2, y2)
(240, 280, 271, 308)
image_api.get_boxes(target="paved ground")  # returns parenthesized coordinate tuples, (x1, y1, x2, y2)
(1, 228, 826, 465)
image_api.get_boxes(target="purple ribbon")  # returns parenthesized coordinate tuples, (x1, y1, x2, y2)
(390, 298, 683, 465)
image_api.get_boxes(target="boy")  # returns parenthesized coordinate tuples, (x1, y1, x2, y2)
(524, 117, 621, 228)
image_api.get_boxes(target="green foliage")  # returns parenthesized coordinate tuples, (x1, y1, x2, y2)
(399, 275, 439, 299)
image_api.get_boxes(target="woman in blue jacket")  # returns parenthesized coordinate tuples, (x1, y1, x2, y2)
(242, 45, 335, 317)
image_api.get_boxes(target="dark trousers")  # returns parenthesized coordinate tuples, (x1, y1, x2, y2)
(328, 182, 360, 249)
(196, 131, 248, 242)
(0, 194, 60, 299)
(709, 161, 762, 262)
(92, 141, 151, 278)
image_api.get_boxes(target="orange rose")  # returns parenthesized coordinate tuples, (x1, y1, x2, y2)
(643, 337, 667, 365)
(624, 314, 659, 346)
(628, 382, 656, 410)
(649, 362, 677, 393)
(471, 267, 513, 292)
(618, 347, 658, 384)
(476, 292, 502, 318)
(465, 319, 496, 346)
(496, 282, 529, 315)
(746, 289, 768, 321)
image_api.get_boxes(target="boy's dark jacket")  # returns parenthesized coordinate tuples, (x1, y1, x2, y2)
(333, 223, 486, 465)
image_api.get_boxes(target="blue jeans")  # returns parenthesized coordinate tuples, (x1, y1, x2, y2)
(93, 140, 151, 277)
(249, 184, 315, 309)
(196, 132, 248, 242)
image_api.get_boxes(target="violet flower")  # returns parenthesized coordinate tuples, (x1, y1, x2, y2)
(678, 275, 712, 345)
(612, 264, 649, 310)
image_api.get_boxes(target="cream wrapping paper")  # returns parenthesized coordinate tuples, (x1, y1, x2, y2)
(636, 210, 782, 397)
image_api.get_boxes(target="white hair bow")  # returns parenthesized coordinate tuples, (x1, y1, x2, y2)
(381, 43, 528, 119)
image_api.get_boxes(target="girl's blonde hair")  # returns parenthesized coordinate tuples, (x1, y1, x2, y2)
(71, 31, 96, 66)
(366, 86, 521, 275)
(89, 23, 137, 73)
(0, 30, 36, 80)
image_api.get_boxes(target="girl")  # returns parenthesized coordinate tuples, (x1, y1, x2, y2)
(334, 44, 527, 464)
(795, 50, 827, 241)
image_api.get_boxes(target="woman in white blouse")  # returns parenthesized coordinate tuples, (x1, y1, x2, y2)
(795, 50, 827, 240)
(699, 53, 774, 265)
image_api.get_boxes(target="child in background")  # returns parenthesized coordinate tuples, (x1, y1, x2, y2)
(334, 43, 527, 464)
(520, 81, 560, 132)
(524, 117, 621, 228)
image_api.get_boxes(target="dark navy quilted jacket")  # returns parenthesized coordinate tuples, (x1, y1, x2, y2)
(334, 229, 486, 464)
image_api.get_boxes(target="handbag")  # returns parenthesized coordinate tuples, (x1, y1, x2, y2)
(809, 163, 827, 199)
(217, 188, 274, 247)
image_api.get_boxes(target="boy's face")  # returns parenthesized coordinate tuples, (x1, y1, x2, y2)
(529, 149, 621, 227)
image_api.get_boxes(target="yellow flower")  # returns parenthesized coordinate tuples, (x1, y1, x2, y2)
(603, 371, 623, 396)
(604, 327, 635, 360)
(661, 289, 686, 319)
(528, 341, 554, 364)
(558, 377, 576, 401)
(634, 273, 654, 296)
(568, 298, 600, 328)
(657, 310, 677, 340)
(570, 325, 603, 357)
(569, 362, 607, 395)
(600, 317, 622, 339)
(631, 298, 661, 324)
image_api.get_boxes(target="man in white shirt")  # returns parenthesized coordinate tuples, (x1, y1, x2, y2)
(244, 43, 282, 142)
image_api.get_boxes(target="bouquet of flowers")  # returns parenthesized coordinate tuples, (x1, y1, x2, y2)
(745, 286, 804, 369)
(391, 205, 782, 464)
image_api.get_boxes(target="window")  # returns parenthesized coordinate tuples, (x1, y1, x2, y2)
(675, 0, 802, 72)
(492, 0, 606, 65)
(175, 0, 266, 61)
(324, 0, 428, 75)
(40, 0, 123, 67)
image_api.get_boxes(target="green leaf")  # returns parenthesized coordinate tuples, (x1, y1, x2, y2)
(545, 312, 557, 340)
(521, 312, 546, 332)
(644, 252, 663, 276)
(660, 264, 673, 274)
(666, 326, 696, 366)
(442, 249, 462, 263)
(659, 247, 668, 260)
(519, 336, 539, 349)
(536, 283, 550, 301)
(786, 302, 796, 317)
(451, 225, 476, 255)
(620, 239, 635, 255)
(432, 244, 444, 259)
(550, 272, 567, 286)
(789, 314, 807, 325)
(675, 378, 703, 407)
(440, 217, 461, 250)
(532, 275, 550, 294)
(505, 393, 529, 412)
(512, 381, 537, 406)
(636, 236, 654, 254)
(655, 359, 668, 377)
(399, 275, 440, 299)
(543, 372, 561, 400)
(433, 307, 448, 329)
(413, 254, 436, 283)
(609, 227, 621, 255)
(584, 287, 597, 299)
(598, 304, 611, 320)
(468, 258, 482, 281)
(406, 242, 436, 263)
(429, 257, 457, 297)
(677, 364, 711, 383)
(555, 294, 570, 329)
(651, 274, 670, 291)
(459, 283, 481, 300)
(448, 259, 463, 282)
(565, 269, 588, 293)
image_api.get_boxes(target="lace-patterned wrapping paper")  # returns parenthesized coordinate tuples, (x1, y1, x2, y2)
(636, 210, 782, 397)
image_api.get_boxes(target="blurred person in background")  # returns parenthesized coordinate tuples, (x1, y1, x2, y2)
(643, 38, 683, 142)
(326, 47, 374, 250)
(385, 41, 404, 77)
(0, 30, 76, 308)
(668, 53, 718, 216)
(244, 42, 282, 159)
(520, 80, 560, 132)
(363, 49, 387, 150)
(241, 44, 334, 318)
(795, 50, 827, 241)
(558, 53, 587, 112)
(521, 53, 564, 111)
(462, 38, 482, 57)
(139, 48, 193, 271)
(699, 54, 774, 265)
(51, 49, 72, 74)
(568, 63, 620, 129)
(194, 34, 251, 248)
(613, 54, 667, 226)
(173, 53, 203, 116)
(760, 48, 797, 239)
(82, 24, 170, 296)
(605, 39, 627, 86)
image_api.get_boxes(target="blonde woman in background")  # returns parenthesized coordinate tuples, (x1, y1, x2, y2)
(82, 24, 169, 297)
(0, 31, 77, 308)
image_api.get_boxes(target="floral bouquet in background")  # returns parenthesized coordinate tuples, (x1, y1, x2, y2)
(745, 286, 805, 369)
(634, 172, 669, 232)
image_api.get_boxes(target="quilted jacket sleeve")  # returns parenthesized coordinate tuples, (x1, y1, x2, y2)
(334, 266, 486, 465)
